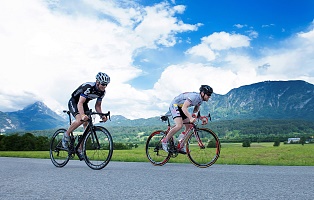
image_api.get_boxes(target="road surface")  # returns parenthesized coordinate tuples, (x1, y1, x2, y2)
(0, 157, 313, 200)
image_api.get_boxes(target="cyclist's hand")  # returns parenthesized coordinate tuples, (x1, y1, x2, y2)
(101, 115, 108, 122)
(81, 114, 88, 121)
(200, 116, 208, 125)
(189, 117, 196, 123)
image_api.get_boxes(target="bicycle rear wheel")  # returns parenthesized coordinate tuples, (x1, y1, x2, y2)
(83, 126, 113, 170)
(186, 128, 220, 168)
(50, 128, 70, 167)
(146, 130, 171, 166)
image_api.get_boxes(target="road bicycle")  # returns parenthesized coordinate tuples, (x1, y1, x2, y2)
(50, 109, 113, 170)
(146, 112, 220, 168)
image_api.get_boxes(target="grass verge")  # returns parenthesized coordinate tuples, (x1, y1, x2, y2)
(0, 142, 313, 166)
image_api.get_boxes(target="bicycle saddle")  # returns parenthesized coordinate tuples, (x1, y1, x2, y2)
(160, 116, 168, 122)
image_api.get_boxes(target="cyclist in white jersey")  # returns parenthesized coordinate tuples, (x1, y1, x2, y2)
(62, 72, 110, 160)
(161, 85, 213, 153)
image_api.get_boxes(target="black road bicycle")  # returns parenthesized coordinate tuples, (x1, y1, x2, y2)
(50, 110, 113, 170)
(146, 112, 220, 168)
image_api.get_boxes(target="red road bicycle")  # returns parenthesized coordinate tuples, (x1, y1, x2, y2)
(145, 112, 220, 168)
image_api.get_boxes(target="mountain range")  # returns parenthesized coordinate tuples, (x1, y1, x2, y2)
(1, 80, 313, 132)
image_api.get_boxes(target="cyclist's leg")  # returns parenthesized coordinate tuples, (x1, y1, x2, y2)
(62, 114, 82, 148)
(161, 117, 183, 152)
(177, 118, 190, 151)
(162, 118, 183, 141)
(64, 99, 86, 149)
(162, 106, 184, 142)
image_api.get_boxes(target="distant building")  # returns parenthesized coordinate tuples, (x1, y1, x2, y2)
(287, 138, 300, 143)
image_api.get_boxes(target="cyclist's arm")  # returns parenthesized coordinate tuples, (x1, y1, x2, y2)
(193, 104, 200, 114)
(95, 100, 102, 113)
(182, 100, 195, 123)
(95, 100, 108, 122)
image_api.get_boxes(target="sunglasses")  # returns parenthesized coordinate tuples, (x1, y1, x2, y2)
(100, 83, 108, 86)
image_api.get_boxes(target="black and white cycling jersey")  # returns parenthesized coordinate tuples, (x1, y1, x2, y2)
(71, 82, 105, 103)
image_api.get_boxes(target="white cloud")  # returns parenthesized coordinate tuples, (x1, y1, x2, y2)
(185, 32, 251, 61)
(0, 0, 200, 119)
(202, 32, 251, 50)
(246, 30, 259, 38)
(172, 21, 314, 106)
(0, 0, 313, 120)
(233, 24, 247, 29)
(153, 63, 239, 98)
(185, 43, 217, 61)
(134, 2, 199, 48)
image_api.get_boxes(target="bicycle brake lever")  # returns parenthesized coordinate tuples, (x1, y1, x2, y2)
(208, 113, 212, 121)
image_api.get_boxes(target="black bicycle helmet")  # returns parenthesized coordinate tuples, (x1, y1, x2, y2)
(96, 72, 110, 85)
(199, 85, 213, 96)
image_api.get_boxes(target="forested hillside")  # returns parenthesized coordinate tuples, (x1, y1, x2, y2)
(4, 119, 313, 144)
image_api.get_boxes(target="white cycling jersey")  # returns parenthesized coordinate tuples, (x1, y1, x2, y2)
(169, 92, 202, 119)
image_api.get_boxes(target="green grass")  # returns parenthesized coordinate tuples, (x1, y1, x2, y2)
(1, 142, 313, 166)
(216, 142, 314, 166)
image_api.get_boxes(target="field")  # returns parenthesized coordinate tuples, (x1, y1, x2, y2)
(0, 142, 313, 166)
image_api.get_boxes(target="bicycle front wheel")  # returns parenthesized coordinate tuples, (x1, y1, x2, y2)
(50, 128, 70, 167)
(186, 128, 220, 168)
(146, 130, 171, 166)
(83, 126, 113, 170)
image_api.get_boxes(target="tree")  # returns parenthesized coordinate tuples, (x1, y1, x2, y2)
(273, 140, 280, 147)
(242, 140, 251, 147)
(300, 136, 306, 146)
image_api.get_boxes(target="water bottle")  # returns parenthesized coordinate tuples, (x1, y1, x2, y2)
(177, 132, 186, 149)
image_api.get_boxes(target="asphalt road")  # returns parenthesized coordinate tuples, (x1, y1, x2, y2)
(0, 157, 313, 200)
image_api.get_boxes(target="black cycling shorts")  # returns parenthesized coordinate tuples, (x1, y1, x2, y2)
(68, 97, 89, 117)
(169, 105, 188, 120)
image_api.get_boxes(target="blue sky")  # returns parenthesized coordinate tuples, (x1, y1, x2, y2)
(132, 0, 314, 88)
(0, 0, 313, 119)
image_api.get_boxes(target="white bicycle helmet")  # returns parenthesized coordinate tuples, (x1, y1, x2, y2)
(96, 72, 110, 85)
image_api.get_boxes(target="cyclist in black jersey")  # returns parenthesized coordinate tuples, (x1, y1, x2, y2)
(62, 72, 110, 160)
(161, 85, 213, 153)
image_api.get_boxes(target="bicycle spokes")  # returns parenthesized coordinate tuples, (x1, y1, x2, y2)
(194, 131, 205, 149)
(146, 131, 171, 166)
(49, 129, 70, 168)
(186, 128, 220, 168)
(83, 126, 113, 170)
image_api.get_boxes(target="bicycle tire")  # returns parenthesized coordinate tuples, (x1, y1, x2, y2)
(50, 128, 70, 167)
(83, 126, 113, 170)
(186, 128, 220, 168)
(145, 130, 171, 166)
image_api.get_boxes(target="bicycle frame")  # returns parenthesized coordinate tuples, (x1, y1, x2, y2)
(182, 123, 207, 149)
(69, 123, 92, 156)
(50, 109, 113, 170)
(65, 109, 110, 156)
(161, 114, 206, 152)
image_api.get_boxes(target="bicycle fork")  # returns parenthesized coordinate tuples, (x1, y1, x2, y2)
(90, 128, 101, 150)
(194, 130, 205, 149)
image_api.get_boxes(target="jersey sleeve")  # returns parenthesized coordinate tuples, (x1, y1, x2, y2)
(96, 91, 105, 101)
